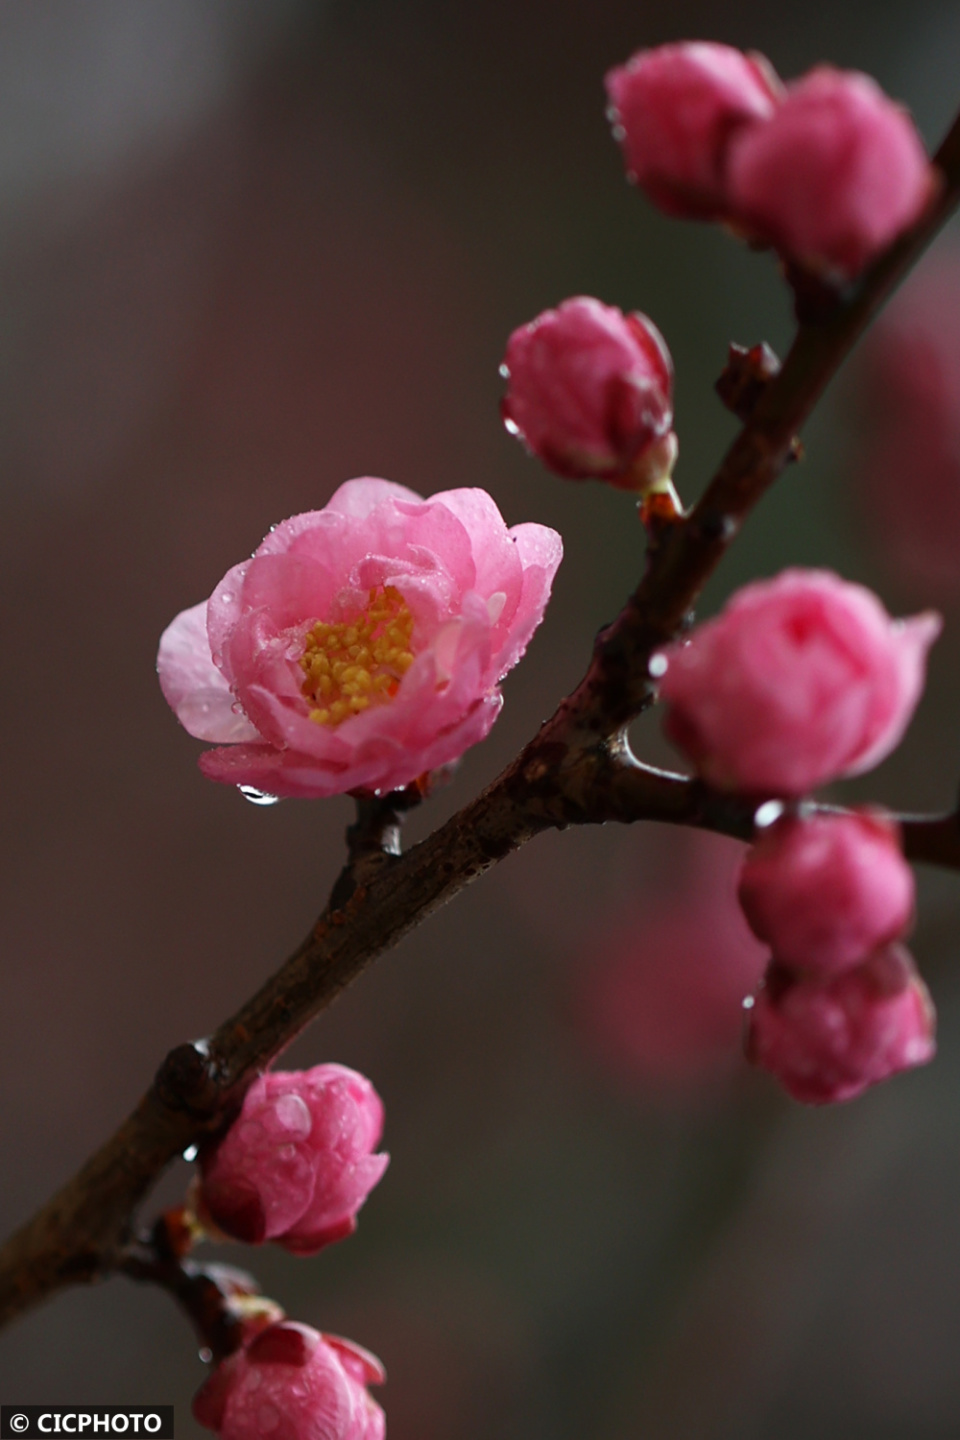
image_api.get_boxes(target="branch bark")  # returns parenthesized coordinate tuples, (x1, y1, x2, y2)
(3, 106, 960, 1338)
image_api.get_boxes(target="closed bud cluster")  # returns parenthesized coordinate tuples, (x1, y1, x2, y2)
(655, 568, 940, 796)
(738, 812, 914, 975)
(606, 43, 933, 281)
(500, 296, 676, 490)
(193, 1321, 385, 1440)
(197, 1065, 388, 1254)
(739, 813, 932, 1103)
(745, 947, 935, 1105)
(605, 42, 782, 221)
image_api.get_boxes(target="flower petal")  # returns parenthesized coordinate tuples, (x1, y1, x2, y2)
(157, 602, 259, 743)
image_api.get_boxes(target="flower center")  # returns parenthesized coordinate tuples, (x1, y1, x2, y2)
(299, 585, 416, 727)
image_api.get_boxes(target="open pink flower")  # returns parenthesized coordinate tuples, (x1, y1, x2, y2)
(500, 296, 676, 488)
(194, 1321, 385, 1440)
(605, 42, 782, 220)
(197, 1065, 387, 1255)
(656, 569, 940, 795)
(158, 478, 562, 798)
(728, 67, 933, 281)
(745, 946, 935, 1104)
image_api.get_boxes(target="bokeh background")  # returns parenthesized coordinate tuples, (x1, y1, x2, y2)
(4, 2, 960, 1436)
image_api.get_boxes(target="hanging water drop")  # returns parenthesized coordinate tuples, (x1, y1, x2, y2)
(182, 1144, 199, 1162)
(239, 786, 281, 807)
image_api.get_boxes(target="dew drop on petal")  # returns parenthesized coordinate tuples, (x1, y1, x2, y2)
(182, 1144, 199, 1162)
(199, 1347, 213, 1364)
(648, 654, 668, 678)
(239, 787, 281, 807)
(503, 417, 520, 437)
(498, 363, 510, 379)
(754, 800, 785, 829)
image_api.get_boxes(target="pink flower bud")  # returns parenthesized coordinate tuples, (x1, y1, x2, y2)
(739, 812, 914, 975)
(198, 1065, 388, 1255)
(157, 477, 562, 798)
(727, 67, 934, 281)
(193, 1321, 385, 1440)
(500, 296, 676, 488)
(656, 569, 940, 795)
(605, 42, 782, 220)
(745, 945, 935, 1104)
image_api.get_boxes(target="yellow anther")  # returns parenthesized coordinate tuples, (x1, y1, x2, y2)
(299, 585, 416, 728)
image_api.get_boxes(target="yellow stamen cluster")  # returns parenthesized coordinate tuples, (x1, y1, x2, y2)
(299, 585, 415, 728)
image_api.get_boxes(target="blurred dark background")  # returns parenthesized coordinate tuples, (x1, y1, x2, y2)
(3, 2, 960, 1436)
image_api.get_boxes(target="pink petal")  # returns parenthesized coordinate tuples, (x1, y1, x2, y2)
(157, 602, 260, 743)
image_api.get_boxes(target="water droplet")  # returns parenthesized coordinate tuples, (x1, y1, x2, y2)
(648, 654, 668, 678)
(239, 786, 280, 806)
(754, 800, 785, 829)
(742, 994, 755, 1011)
(199, 1347, 213, 1364)
(182, 1144, 199, 1162)
(498, 363, 510, 379)
(503, 417, 520, 437)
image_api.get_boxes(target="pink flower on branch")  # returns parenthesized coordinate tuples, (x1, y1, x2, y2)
(158, 478, 562, 798)
(656, 569, 940, 795)
(197, 1065, 388, 1254)
(500, 296, 677, 489)
(728, 67, 934, 281)
(605, 41, 782, 220)
(745, 946, 935, 1104)
(193, 1321, 385, 1440)
(739, 812, 914, 976)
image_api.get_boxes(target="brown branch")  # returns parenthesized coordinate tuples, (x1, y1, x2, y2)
(3, 105, 960, 1338)
(120, 1209, 281, 1363)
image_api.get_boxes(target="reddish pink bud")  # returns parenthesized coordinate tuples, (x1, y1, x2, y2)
(728, 67, 934, 281)
(605, 42, 782, 220)
(745, 945, 935, 1104)
(193, 1322, 385, 1440)
(739, 812, 914, 975)
(500, 296, 676, 488)
(656, 568, 940, 795)
(157, 477, 562, 799)
(198, 1065, 388, 1255)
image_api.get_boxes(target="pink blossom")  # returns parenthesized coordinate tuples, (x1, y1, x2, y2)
(158, 478, 562, 798)
(656, 569, 940, 795)
(581, 831, 766, 1091)
(193, 1321, 385, 1440)
(745, 945, 935, 1104)
(198, 1065, 388, 1255)
(500, 297, 676, 488)
(854, 254, 960, 598)
(728, 67, 934, 281)
(739, 812, 914, 975)
(604, 42, 782, 220)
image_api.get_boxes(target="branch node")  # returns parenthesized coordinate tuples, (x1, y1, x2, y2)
(154, 1040, 220, 1118)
